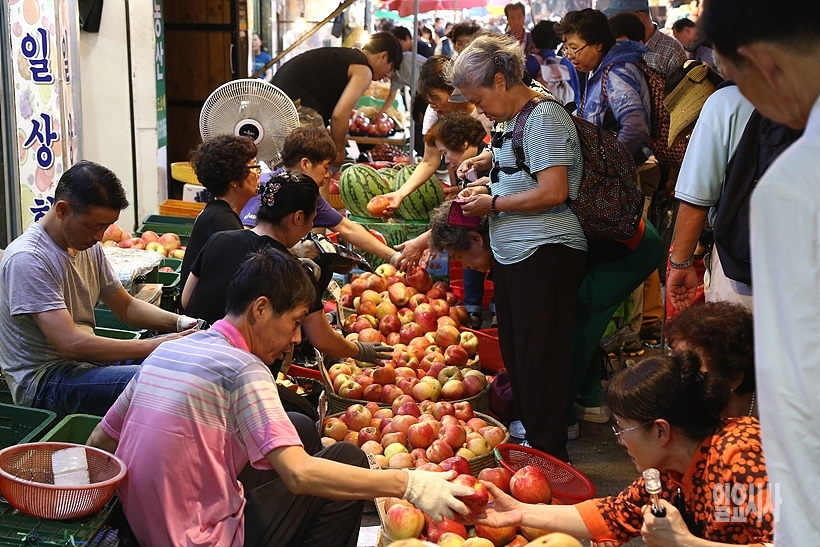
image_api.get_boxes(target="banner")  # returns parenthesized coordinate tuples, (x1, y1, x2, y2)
(154, 0, 168, 197)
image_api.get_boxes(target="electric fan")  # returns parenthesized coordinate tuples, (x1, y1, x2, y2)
(199, 79, 299, 168)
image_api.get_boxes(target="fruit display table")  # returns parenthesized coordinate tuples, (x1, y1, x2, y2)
(347, 131, 406, 146)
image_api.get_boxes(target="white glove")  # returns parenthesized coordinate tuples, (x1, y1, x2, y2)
(176, 315, 208, 332)
(402, 469, 471, 522)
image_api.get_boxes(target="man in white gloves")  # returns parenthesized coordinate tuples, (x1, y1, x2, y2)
(88, 247, 471, 547)
(0, 161, 202, 417)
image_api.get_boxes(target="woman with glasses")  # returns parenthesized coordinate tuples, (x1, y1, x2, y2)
(181, 135, 262, 288)
(471, 353, 774, 546)
(555, 9, 651, 161)
(451, 33, 587, 462)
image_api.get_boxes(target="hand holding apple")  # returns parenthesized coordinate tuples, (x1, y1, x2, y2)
(401, 469, 473, 522)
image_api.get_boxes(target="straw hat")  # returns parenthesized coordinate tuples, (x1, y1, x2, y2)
(664, 62, 718, 147)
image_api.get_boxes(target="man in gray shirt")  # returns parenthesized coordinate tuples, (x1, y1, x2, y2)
(0, 160, 201, 417)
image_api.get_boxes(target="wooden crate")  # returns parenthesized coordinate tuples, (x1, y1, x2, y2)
(159, 199, 205, 218)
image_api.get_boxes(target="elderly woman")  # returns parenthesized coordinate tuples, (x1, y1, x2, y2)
(555, 9, 651, 161)
(450, 34, 587, 461)
(668, 301, 757, 419)
(473, 353, 774, 546)
(181, 135, 261, 287)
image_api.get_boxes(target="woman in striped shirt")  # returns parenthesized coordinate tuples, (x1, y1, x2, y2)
(452, 33, 586, 462)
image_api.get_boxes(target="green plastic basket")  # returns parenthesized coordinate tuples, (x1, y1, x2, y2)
(0, 403, 57, 449)
(158, 271, 182, 313)
(160, 257, 183, 273)
(136, 214, 196, 245)
(0, 378, 11, 406)
(93, 307, 150, 338)
(94, 327, 141, 340)
(40, 414, 103, 444)
(0, 495, 117, 546)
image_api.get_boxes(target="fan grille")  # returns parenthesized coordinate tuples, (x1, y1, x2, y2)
(200, 79, 299, 166)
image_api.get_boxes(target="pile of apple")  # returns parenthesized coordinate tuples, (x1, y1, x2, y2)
(323, 398, 505, 468)
(379, 448, 562, 546)
(101, 224, 185, 259)
(386, 536, 582, 547)
(349, 110, 397, 137)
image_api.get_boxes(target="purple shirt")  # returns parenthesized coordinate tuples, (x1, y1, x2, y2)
(241, 195, 343, 229)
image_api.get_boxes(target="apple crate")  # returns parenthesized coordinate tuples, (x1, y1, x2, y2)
(136, 214, 196, 246)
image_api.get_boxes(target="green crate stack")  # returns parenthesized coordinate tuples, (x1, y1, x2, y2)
(40, 414, 103, 443)
(160, 257, 183, 273)
(93, 307, 150, 338)
(94, 327, 141, 340)
(0, 376, 12, 406)
(0, 496, 117, 546)
(136, 214, 196, 245)
(0, 403, 57, 448)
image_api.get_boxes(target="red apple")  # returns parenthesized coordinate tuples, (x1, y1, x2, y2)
(396, 400, 422, 418)
(432, 401, 456, 421)
(480, 426, 506, 448)
(391, 394, 416, 414)
(416, 462, 445, 473)
(159, 232, 181, 252)
(102, 224, 123, 243)
(386, 332, 401, 345)
(467, 417, 488, 431)
(400, 322, 425, 345)
(338, 380, 364, 400)
(478, 466, 513, 494)
(397, 307, 415, 325)
(444, 345, 470, 367)
(373, 365, 397, 386)
(426, 286, 447, 301)
(350, 277, 367, 297)
(383, 504, 425, 540)
(450, 474, 490, 518)
(441, 379, 467, 401)
(381, 431, 408, 449)
(439, 455, 472, 476)
(430, 298, 451, 318)
(426, 362, 446, 380)
(475, 524, 518, 547)
(360, 440, 383, 455)
(425, 515, 467, 543)
(358, 426, 382, 445)
(407, 421, 436, 449)
(426, 438, 455, 463)
(379, 384, 404, 404)
(414, 304, 438, 333)
(454, 401, 475, 421)
(445, 291, 460, 306)
(509, 465, 553, 504)
(437, 365, 463, 385)
(437, 316, 458, 329)
(343, 404, 372, 431)
(435, 325, 461, 348)
(363, 384, 382, 402)
(390, 414, 418, 435)
(140, 229, 159, 244)
(459, 331, 480, 358)
(388, 282, 411, 307)
(407, 293, 429, 311)
(438, 423, 467, 451)
(322, 417, 348, 442)
(462, 372, 487, 397)
(365, 275, 388, 294)
(406, 266, 433, 293)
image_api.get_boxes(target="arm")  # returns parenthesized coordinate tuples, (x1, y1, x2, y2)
(32, 308, 184, 362)
(395, 230, 431, 271)
(330, 64, 374, 165)
(377, 88, 399, 118)
(333, 217, 399, 263)
(302, 309, 358, 359)
(87, 423, 118, 454)
(181, 273, 198, 310)
(666, 201, 709, 311)
(604, 68, 649, 155)
(383, 142, 441, 212)
(457, 149, 494, 180)
(101, 286, 179, 332)
(642, 499, 763, 547)
(459, 165, 569, 217)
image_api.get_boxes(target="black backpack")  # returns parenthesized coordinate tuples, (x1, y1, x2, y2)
(492, 95, 643, 241)
(712, 110, 803, 285)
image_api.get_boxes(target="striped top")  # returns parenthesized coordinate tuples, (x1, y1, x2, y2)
(489, 99, 587, 264)
(101, 320, 302, 547)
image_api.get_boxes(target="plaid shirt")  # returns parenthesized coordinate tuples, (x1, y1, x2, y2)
(644, 24, 687, 77)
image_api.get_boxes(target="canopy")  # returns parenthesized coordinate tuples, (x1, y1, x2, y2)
(381, 0, 488, 17)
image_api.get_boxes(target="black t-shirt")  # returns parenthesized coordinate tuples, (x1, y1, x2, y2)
(185, 229, 323, 324)
(271, 48, 371, 123)
(181, 200, 242, 287)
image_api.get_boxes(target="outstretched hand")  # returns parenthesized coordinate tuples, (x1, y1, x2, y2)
(666, 266, 699, 311)
(467, 481, 525, 528)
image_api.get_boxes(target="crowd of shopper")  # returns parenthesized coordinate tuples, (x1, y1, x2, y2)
(1, 0, 814, 544)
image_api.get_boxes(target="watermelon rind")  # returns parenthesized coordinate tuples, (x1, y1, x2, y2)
(391, 165, 444, 220)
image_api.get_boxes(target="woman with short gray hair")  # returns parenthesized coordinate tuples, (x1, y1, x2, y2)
(454, 33, 587, 462)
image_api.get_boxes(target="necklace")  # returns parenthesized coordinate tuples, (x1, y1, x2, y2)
(748, 391, 756, 417)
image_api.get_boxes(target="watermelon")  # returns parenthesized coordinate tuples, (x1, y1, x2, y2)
(391, 165, 445, 220)
(339, 164, 392, 218)
(378, 166, 401, 188)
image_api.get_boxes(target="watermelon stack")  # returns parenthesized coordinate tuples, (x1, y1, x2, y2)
(339, 164, 392, 219)
(391, 165, 445, 221)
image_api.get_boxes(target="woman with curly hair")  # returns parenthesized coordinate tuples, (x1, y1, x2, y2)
(181, 135, 260, 287)
(667, 301, 757, 419)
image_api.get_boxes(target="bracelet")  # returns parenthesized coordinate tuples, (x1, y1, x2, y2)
(669, 255, 695, 269)
(491, 195, 499, 215)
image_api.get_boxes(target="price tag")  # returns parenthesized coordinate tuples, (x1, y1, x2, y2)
(327, 279, 342, 302)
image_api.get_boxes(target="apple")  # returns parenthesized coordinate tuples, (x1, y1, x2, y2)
(321, 437, 337, 448)
(383, 441, 409, 460)
(360, 439, 383, 455)
(332, 373, 353, 393)
(375, 263, 397, 279)
(411, 380, 439, 403)
(440, 415, 460, 428)
(439, 455, 472, 476)
(391, 394, 417, 414)
(467, 417, 488, 431)
(418, 400, 436, 415)
(343, 430, 359, 445)
(477, 466, 513, 494)
(397, 307, 415, 325)
(396, 400, 422, 418)
(480, 426, 506, 448)
(343, 404, 372, 432)
(466, 437, 492, 456)
(350, 277, 367, 297)
(445, 291, 460, 306)
(117, 238, 134, 249)
(383, 504, 425, 541)
(430, 298, 451, 319)
(407, 293, 429, 311)
(435, 325, 461, 348)
(425, 516, 467, 544)
(407, 421, 436, 449)
(390, 414, 418, 436)
(453, 401, 475, 422)
(338, 380, 364, 400)
(373, 408, 393, 420)
(438, 316, 459, 329)
(322, 417, 348, 441)
(426, 361, 446, 380)
(426, 438, 455, 463)
(424, 332, 437, 345)
(354, 374, 374, 390)
(451, 474, 490, 518)
(366, 401, 381, 415)
(438, 532, 468, 547)
(462, 374, 487, 398)
(389, 282, 412, 307)
(426, 286, 447, 301)
(475, 524, 517, 547)
(363, 384, 382, 402)
(367, 195, 392, 218)
(140, 230, 159, 244)
(437, 423, 467, 451)
(416, 462, 445, 473)
(419, 376, 442, 399)
(413, 304, 438, 333)
(358, 426, 381, 445)
(510, 465, 553, 504)
(358, 300, 378, 317)
(520, 533, 583, 547)
(386, 332, 402, 345)
(440, 380, 466, 401)
(400, 322, 425, 345)
(102, 224, 122, 243)
(158, 232, 181, 252)
(432, 401, 456, 421)
(457, 448, 476, 459)
(458, 332, 480, 358)
(365, 274, 388, 294)
(379, 384, 404, 405)
(406, 266, 433, 292)
(388, 452, 415, 469)
(444, 345, 470, 367)
(375, 300, 398, 321)
(373, 365, 397, 386)
(437, 365, 463, 385)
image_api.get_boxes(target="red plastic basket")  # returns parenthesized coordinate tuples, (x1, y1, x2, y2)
(493, 443, 595, 504)
(461, 327, 504, 373)
(450, 279, 495, 310)
(0, 442, 127, 520)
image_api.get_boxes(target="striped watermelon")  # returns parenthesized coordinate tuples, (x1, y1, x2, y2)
(378, 166, 401, 188)
(339, 164, 392, 218)
(391, 165, 444, 220)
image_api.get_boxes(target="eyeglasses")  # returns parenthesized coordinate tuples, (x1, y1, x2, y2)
(564, 43, 589, 59)
(248, 164, 263, 172)
(612, 420, 654, 441)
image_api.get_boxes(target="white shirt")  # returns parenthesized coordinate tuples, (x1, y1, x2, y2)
(750, 93, 820, 546)
(422, 105, 493, 136)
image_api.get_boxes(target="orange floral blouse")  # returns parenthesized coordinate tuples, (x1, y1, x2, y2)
(576, 417, 774, 546)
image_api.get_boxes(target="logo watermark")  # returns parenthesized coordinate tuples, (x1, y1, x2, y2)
(713, 483, 781, 523)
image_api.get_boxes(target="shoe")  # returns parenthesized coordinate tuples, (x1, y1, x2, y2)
(468, 312, 482, 330)
(622, 340, 645, 356)
(509, 420, 526, 438)
(567, 422, 580, 440)
(490, 314, 498, 328)
(574, 403, 611, 424)
(640, 323, 663, 346)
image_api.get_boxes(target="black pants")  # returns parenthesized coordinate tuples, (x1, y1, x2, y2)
(493, 244, 586, 462)
(241, 413, 368, 547)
